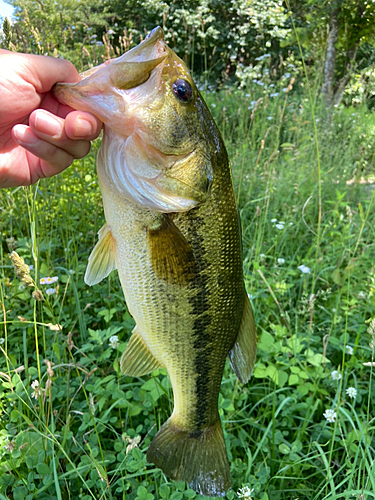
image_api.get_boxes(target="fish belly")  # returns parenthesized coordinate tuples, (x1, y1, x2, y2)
(98, 164, 244, 430)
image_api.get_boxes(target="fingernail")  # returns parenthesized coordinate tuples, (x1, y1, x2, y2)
(74, 117, 93, 138)
(34, 110, 62, 136)
(13, 125, 38, 145)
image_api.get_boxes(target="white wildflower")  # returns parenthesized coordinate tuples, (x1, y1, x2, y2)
(298, 264, 310, 274)
(31, 380, 44, 399)
(277, 258, 285, 265)
(331, 370, 342, 381)
(271, 218, 277, 223)
(4, 439, 15, 453)
(0, 338, 4, 345)
(46, 288, 56, 296)
(51, 276, 58, 283)
(358, 291, 367, 300)
(346, 345, 354, 355)
(46, 323, 62, 331)
(346, 387, 357, 399)
(124, 434, 141, 454)
(107, 29, 115, 35)
(40, 277, 47, 285)
(109, 335, 119, 349)
(276, 224, 284, 230)
(237, 486, 254, 500)
(247, 293, 254, 300)
(323, 409, 337, 423)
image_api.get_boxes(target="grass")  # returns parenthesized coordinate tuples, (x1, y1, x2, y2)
(1, 77, 375, 500)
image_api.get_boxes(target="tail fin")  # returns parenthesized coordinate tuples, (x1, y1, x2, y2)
(147, 417, 231, 497)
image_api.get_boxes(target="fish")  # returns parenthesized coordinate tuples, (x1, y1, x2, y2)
(53, 27, 256, 497)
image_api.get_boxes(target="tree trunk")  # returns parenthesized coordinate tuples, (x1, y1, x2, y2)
(332, 46, 358, 107)
(321, 8, 340, 105)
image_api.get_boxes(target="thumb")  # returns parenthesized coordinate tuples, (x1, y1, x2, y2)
(22, 52, 81, 93)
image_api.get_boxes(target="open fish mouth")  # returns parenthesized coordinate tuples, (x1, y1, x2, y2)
(53, 27, 168, 121)
(53, 27, 213, 212)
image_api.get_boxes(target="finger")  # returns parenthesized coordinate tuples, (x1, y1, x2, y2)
(39, 92, 101, 123)
(25, 53, 80, 93)
(28, 110, 93, 159)
(12, 124, 75, 177)
(64, 110, 102, 140)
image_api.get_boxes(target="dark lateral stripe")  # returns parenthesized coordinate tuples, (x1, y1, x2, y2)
(187, 214, 213, 428)
(194, 349, 211, 426)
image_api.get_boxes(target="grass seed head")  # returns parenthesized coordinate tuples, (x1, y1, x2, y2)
(32, 290, 44, 301)
(10, 251, 34, 287)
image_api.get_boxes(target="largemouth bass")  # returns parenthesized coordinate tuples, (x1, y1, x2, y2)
(53, 27, 256, 497)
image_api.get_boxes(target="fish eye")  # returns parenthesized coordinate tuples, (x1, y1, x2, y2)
(172, 79, 193, 103)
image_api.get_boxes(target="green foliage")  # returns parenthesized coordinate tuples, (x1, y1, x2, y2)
(1, 2, 375, 498)
(2, 0, 292, 83)
(288, 0, 375, 104)
(3, 0, 375, 101)
(2, 0, 118, 69)
(1, 76, 375, 498)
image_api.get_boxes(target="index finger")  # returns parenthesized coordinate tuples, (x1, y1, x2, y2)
(21, 52, 81, 93)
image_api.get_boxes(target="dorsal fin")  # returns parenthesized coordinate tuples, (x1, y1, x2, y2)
(84, 224, 116, 286)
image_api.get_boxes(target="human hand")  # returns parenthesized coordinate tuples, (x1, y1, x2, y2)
(0, 50, 102, 188)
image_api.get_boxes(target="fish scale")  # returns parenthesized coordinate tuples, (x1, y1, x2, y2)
(53, 26, 257, 496)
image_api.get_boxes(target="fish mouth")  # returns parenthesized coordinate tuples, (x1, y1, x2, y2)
(52, 26, 168, 121)
(53, 27, 210, 212)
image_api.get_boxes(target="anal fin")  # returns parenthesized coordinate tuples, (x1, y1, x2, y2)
(84, 224, 116, 286)
(228, 293, 257, 384)
(120, 326, 163, 376)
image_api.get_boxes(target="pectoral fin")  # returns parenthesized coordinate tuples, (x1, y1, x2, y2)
(121, 326, 163, 376)
(228, 294, 257, 384)
(147, 215, 196, 285)
(84, 224, 116, 286)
